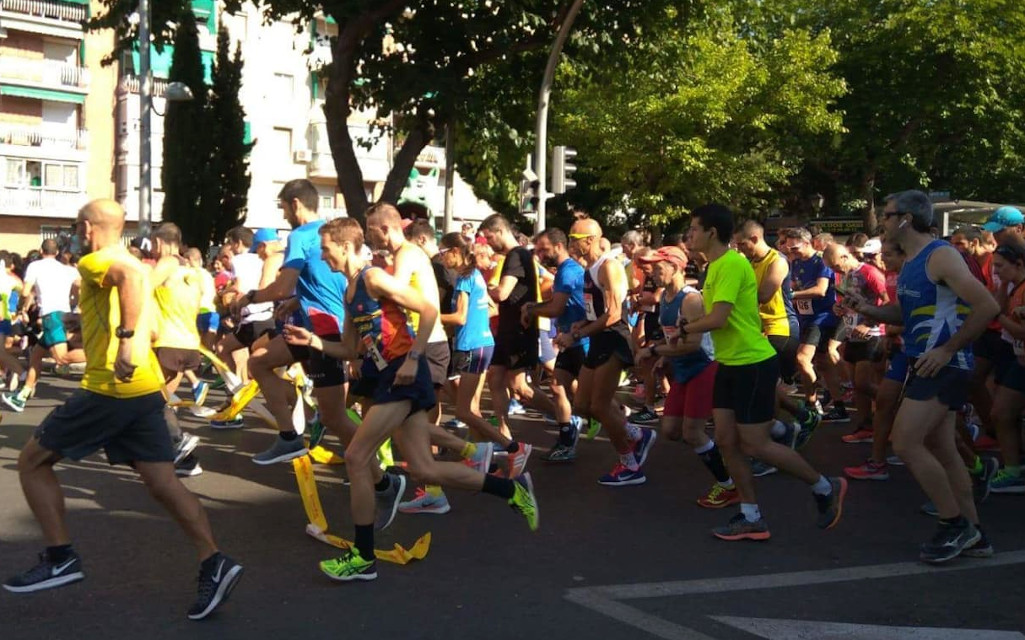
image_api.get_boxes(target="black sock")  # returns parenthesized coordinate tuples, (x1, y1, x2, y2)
(481, 474, 516, 500)
(280, 430, 299, 441)
(354, 523, 374, 561)
(506, 441, 519, 454)
(940, 515, 967, 527)
(834, 401, 846, 413)
(558, 422, 576, 447)
(200, 552, 221, 569)
(699, 444, 731, 484)
(46, 544, 73, 564)
(374, 474, 391, 492)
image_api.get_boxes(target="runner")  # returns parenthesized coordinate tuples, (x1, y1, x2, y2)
(2, 200, 242, 619)
(850, 190, 997, 562)
(565, 218, 656, 486)
(527, 228, 589, 461)
(219, 227, 277, 388)
(282, 218, 538, 582)
(187, 248, 220, 354)
(635, 246, 737, 508)
(683, 204, 847, 541)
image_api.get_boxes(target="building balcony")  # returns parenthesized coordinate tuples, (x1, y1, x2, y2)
(0, 57, 90, 96)
(0, 123, 88, 162)
(0, 0, 87, 39)
(0, 185, 86, 219)
(116, 75, 170, 97)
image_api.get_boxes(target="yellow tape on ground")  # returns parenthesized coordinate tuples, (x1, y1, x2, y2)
(309, 445, 344, 465)
(210, 379, 262, 421)
(292, 455, 430, 565)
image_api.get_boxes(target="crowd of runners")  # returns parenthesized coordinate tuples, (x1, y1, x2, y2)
(0, 181, 1020, 620)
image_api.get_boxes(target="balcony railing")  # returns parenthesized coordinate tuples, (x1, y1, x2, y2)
(0, 57, 89, 90)
(0, 185, 86, 218)
(0, 124, 87, 150)
(1, 0, 87, 23)
(117, 75, 170, 97)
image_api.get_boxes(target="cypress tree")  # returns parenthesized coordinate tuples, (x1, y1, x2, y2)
(208, 26, 252, 244)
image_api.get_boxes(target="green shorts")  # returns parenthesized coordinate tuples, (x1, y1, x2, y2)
(39, 311, 68, 349)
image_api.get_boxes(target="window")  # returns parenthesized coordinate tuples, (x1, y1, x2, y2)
(273, 73, 294, 101)
(271, 127, 293, 163)
(319, 195, 334, 211)
(3, 159, 80, 190)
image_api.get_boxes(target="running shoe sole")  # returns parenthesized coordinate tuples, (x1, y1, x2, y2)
(713, 530, 771, 542)
(252, 447, 309, 466)
(597, 475, 647, 487)
(2, 571, 84, 593)
(398, 503, 451, 515)
(822, 477, 848, 530)
(920, 529, 982, 565)
(187, 565, 244, 620)
(1, 395, 25, 413)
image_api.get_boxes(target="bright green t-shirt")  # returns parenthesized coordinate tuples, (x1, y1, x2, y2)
(702, 249, 776, 366)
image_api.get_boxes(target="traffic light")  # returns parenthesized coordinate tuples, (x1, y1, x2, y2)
(551, 146, 577, 195)
(519, 179, 540, 217)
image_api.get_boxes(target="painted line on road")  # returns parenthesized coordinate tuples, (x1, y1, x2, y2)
(565, 550, 1025, 640)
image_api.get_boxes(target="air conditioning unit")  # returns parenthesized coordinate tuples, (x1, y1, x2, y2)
(293, 149, 313, 163)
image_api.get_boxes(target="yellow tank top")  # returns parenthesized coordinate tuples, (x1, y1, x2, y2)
(751, 247, 790, 337)
(153, 260, 202, 350)
(400, 247, 447, 343)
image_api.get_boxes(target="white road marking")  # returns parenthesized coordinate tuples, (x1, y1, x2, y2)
(712, 616, 1025, 639)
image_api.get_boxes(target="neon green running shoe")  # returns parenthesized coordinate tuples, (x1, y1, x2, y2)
(319, 549, 377, 582)
(509, 472, 539, 532)
(584, 418, 601, 440)
(377, 438, 395, 469)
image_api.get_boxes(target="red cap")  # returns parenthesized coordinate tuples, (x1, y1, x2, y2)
(637, 246, 688, 269)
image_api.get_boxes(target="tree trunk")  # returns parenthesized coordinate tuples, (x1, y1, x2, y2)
(380, 117, 433, 204)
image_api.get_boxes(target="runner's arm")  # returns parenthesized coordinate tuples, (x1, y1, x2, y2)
(855, 302, 902, 325)
(792, 276, 829, 299)
(575, 259, 628, 339)
(758, 255, 789, 305)
(527, 291, 568, 319)
(442, 291, 469, 327)
(926, 246, 999, 355)
(241, 267, 299, 305)
(292, 315, 360, 361)
(651, 292, 706, 357)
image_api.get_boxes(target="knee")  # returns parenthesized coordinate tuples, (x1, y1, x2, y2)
(890, 431, 918, 459)
(143, 474, 178, 504)
(343, 444, 375, 474)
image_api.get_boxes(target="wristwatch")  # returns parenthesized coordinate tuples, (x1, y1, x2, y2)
(115, 326, 135, 339)
(245, 289, 258, 305)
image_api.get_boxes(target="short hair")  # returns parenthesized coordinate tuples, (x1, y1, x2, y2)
(278, 179, 319, 212)
(621, 230, 644, 247)
(364, 201, 402, 224)
(439, 232, 472, 265)
(690, 203, 735, 243)
(734, 219, 764, 238)
(404, 219, 435, 241)
(186, 247, 203, 262)
(479, 213, 512, 234)
(847, 232, 868, 249)
(225, 226, 254, 247)
(319, 218, 364, 250)
(885, 190, 934, 232)
(663, 233, 683, 246)
(814, 232, 834, 245)
(806, 224, 822, 236)
(783, 228, 812, 243)
(152, 222, 182, 246)
(41, 239, 59, 256)
(539, 228, 568, 248)
(953, 226, 982, 242)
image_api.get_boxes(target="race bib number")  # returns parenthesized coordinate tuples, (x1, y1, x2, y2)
(796, 299, 814, 315)
(584, 293, 597, 321)
(363, 335, 388, 371)
(843, 313, 858, 328)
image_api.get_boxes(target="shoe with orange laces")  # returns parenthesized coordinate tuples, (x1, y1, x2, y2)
(842, 428, 874, 444)
(506, 443, 533, 478)
(697, 483, 741, 509)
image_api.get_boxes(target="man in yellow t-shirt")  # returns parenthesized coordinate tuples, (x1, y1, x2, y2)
(4, 199, 243, 620)
(682, 204, 847, 544)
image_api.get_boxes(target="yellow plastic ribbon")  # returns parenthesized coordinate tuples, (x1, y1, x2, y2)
(309, 445, 343, 465)
(291, 456, 430, 565)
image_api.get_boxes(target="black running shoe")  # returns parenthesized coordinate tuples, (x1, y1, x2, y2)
(795, 411, 821, 450)
(961, 527, 995, 558)
(814, 477, 848, 529)
(973, 456, 999, 504)
(3, 550, 84, 593)
(919, 519, 980, 564)
(187, 553, 244, 620)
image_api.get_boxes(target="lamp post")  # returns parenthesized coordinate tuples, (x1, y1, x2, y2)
(137, 0, 194, 238)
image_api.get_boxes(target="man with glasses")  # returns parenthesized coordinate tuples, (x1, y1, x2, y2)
(566, 218, 656, 485)
(682, 204, 846, 541)
(783, 228, 847, 422)
(849, 190, 998, 563)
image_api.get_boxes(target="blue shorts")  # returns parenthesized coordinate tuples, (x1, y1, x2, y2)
(0, 319, 11, 336)
(997, 359, 1025, 394)
(197, 311, 220, 334)
(539, 330, 556, 364)
(39, 311, 67, 349)
(368, 356, 437, 416)
(884, 350, 908, 383)
(452, 346, 494, 376)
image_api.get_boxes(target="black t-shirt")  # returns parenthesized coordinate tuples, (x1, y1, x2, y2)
(497, 246, 538, 336)
(431, 256, 458, 315)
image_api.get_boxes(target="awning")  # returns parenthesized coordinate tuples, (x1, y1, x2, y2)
(0, 85, 85, 104)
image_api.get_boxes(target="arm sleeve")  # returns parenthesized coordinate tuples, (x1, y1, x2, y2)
(283, 232, 307, 272)
(501, 248, 526, 280)
(710, 260, 743, 306)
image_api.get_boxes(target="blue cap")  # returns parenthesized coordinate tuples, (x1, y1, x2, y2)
(250, 228, 279, 252)
(982, 206, 1025, 232)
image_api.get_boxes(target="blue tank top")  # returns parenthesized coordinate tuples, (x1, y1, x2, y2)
(897, 240, 972, 370)
(658, 287, 714, 384)
(781, 261, 799, 336)
(344, 267, 416, 366)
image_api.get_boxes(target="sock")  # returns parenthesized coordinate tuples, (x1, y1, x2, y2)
(811, 475, 833, 496)
(770, 420, 787, 438)
(697, 442, 731, 485)
(354, 523, 375, 561)
(200, 552, 221, 570)
(619, 451, 639, 471)
(17, 385, 32, 400)
(280, 430, 299, 441)
(460, 442, 477, 459)
(374, 474, 391, 493)
(625, 423, 642, 442)
(694, 440, 715, 455)
(940, 515, 968, 528)
(740, 503, 761, 523)
(46, 544, 73, 564)
(506, 441, 520, 454)
(425, 484, 443, 497)
(558, 422, 576, 447)
(481, 474, 516, 500)
(970, 456, 983, 476)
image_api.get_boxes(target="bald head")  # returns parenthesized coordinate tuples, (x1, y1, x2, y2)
(569, 218, 602, 238)
(822, 242, 856, 272)
(79, 199, 126, 232)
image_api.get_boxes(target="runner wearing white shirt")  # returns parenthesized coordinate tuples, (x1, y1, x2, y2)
(216, 227, 277, 385)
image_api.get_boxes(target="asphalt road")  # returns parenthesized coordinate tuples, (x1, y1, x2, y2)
(1, 375, 1023, 640)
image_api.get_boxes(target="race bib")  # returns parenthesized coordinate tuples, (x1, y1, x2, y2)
(663, 325, 680, 342)
(584, 293, 597, 321)
(796, 299, 814, 315)
(363, 335, 388, 371)
(843, 313, 858, 328)
(538, 316, 551, 332)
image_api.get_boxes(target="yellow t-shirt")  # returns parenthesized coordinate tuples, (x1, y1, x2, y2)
(750, 247, 790, 337)
(703, 249, 777, 366)
(78, 247, 163, 398)
(153, 260, 202, 350)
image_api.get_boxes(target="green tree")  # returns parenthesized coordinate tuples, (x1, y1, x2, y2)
(208, 26, 253, 243)
(160, 7, 211, 248)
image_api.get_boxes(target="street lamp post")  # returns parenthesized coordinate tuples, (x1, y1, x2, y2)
(533, 0, 584, 235)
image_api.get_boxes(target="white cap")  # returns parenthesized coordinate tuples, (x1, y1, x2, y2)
(861, 237, 882, 254)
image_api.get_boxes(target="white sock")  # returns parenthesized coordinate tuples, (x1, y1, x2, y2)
(740, 502, 762, 522)
(694, 439, 715, 455)
(619, 451, 639, 471)
(811, 475, 833, 496)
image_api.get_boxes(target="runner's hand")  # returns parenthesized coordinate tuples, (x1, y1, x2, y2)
(395, 357, 417, 386)
(553, 332, 574, 349)
(913, 345, 954, 378)
(282, 324, 313, 347)
(852, 324, 871, 340)
(114, 340, 136, 382)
